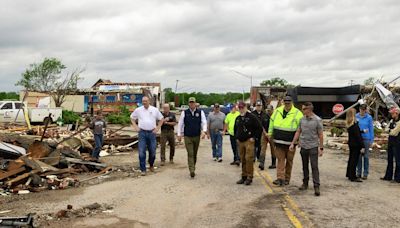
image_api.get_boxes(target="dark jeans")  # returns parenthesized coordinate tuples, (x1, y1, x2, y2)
(210, 131, 223, 158)
(384, 141, 400, 181)
(160, 130, 175, 161)
(254, 134, 262, 160)
(347, 146, 361, 180)
(300, 147, 320, 187)
(230, 135, 240, 162)
(138, 130, 157, 172)
(92, 134, 103, 159)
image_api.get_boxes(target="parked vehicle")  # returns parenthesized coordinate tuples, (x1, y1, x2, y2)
(0, 101, 62, 124)
(177, 105, 189, 111)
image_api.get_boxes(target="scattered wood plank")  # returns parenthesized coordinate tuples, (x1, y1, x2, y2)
(40, 168, 80, 177)
(6, 170, 40, 186)
(20, 157, 59, 172)
(0, 167, 26, 181)
(64, 157, 107, 168)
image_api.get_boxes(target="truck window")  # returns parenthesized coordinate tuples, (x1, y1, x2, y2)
(14, 103, 24, 109)
(1, 103, 13, 110)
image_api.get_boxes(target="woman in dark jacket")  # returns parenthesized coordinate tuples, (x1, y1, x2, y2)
(346, 108, 364, 182)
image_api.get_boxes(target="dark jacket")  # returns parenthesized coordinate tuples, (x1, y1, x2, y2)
(234, 111, 263, 142)
(184, 109, 202, 137)
(252, 110, 269, 134)
(347, 122, 364, 148)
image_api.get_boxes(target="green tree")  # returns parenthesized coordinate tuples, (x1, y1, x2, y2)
(260, 77, 294, 88)
(16, 57, 83, 107)
(0, 92, 19, 100)
(364, 77, 375, 85)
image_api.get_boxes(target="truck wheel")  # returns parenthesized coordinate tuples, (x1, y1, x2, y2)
(43, 117, 53, 125)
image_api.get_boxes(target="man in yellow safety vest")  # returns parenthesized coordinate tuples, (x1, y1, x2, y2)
(268, 96, 303, 186)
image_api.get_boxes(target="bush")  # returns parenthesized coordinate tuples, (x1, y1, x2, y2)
(106, 106, 131, 125)
(331, 127, 345, 137)
(62, 110, 81, 124)
(374, 127, 383, 137)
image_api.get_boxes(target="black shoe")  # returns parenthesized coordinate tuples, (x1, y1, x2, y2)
(351, 178, 363, 182)
(299, 184, 308, 191)
(362, 176, 368, 180)
(218, 158, 223, 163)
(259, 165, 264, 170)
(268, 165, 276, 169)
(244, 179, 253, 185)
(314, 186, 320, 196)
(190, 172, 195, 178)
(390, 180, 400, 183)
(273, 179, 284, 186)
(356, 175, 361, 179)
(230, 161, 236, 165)
(237, 177, 246, 184)
(235, 161, 240, 166)
(380, 177, 391, 181)
(284, 180, 290, 185)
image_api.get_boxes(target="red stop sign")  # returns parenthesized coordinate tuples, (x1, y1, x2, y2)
(332, 104, 344, 114)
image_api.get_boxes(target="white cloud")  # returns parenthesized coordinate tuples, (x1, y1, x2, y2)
(1, 0, 400, 92)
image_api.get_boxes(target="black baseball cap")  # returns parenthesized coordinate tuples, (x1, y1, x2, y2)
(283, 96, 293, 102)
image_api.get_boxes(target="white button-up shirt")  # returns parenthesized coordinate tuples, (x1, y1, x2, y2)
(177, 108, 207, 136)
(130, 106, 163, 131)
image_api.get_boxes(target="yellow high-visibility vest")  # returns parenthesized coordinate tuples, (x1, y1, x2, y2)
(268, 105, 303, 145)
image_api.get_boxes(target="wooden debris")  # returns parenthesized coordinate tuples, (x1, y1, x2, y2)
(0, 167, 26, 181)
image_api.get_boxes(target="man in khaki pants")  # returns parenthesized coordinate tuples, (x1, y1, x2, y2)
(160, 103, 177, 165)
(234, 102, 263, 186)
(268, 96, 303, 186)
(177, 97, 208, 178)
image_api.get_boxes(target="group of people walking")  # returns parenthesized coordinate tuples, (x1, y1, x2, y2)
(89, 95, 400, 196)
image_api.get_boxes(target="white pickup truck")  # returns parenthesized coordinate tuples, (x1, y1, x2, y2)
(0, 101, 62, 124)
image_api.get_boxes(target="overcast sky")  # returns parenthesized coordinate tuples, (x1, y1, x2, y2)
(1, 0, 400, 93)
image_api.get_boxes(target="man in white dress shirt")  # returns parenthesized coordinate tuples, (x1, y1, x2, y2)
(131, 96, 164, 175)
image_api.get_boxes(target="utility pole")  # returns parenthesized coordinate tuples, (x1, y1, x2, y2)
(232, 70, 253, 88)
(175, 80, 179, 93)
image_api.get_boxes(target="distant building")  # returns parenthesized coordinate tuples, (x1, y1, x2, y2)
(287, 85, 361, 119)
(20, 79, 162, 114)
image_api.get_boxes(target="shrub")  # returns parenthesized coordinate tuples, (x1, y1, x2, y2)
(106, 106, 131, 124)
(331, 127, 345, 137)
(62, 110, 81, 124)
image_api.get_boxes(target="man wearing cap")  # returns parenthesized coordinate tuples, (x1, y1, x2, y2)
(268, 96, 303, 186)
(252, 100, 268, 163)
(208, 103, 226, 162)
(224, 104, 241, 165)
(178, 97, 208, 178)
(259, 104, 276, 170)
(235, 102, 263, 185)
(381, 107, 400, 183)
(355, 104, 374, 180)
(131, 96, 164, 176)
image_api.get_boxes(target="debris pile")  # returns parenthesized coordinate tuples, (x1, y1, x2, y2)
(0, 130, 111, 195)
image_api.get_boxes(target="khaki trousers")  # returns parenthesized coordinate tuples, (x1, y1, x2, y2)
(239, 139, 255, 179)
(275, 144, 295, 181)
(160, 130, 175, 161)
(184, 136, 200, 173)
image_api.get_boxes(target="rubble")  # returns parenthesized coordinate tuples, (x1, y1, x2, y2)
(0, 128, 114, 195)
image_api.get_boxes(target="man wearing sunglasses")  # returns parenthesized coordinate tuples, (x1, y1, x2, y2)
(268, 96, 303, 186)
